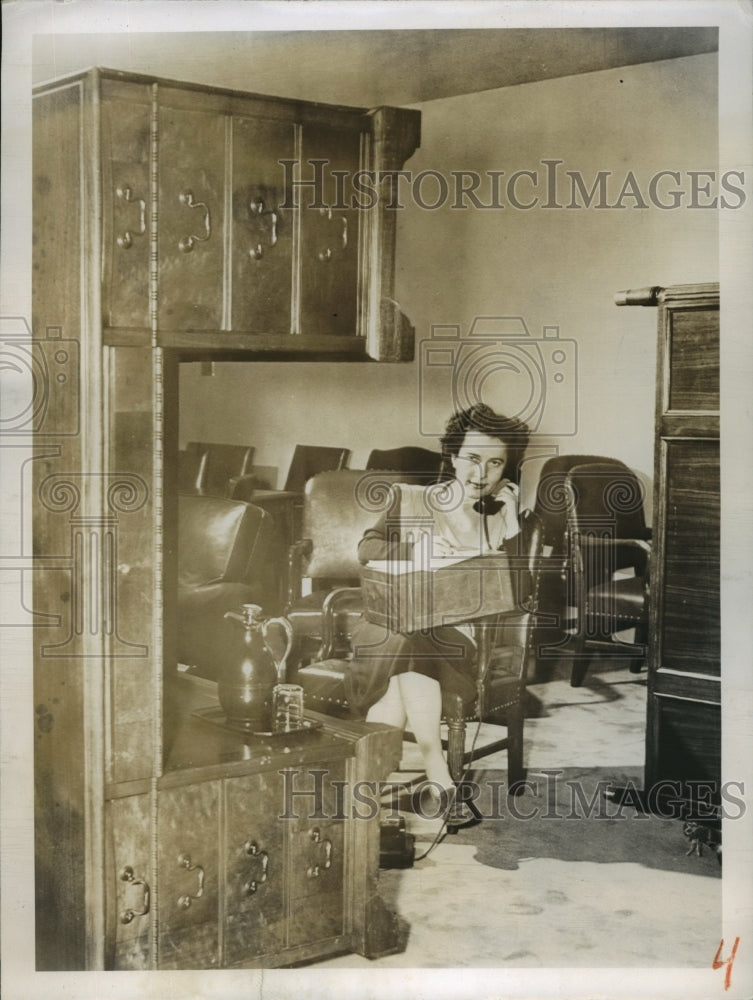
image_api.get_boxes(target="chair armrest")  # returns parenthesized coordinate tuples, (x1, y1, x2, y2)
(320, 586, 363, 659)
(227, 472, 275, 501)
(577, 536, 651, 553)
(574, 535, 651, 577)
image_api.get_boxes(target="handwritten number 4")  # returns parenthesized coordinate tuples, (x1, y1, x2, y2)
(713, 937, 741, 991)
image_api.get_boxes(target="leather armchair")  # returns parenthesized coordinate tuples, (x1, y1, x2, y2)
(565, 462, 651, 687)
(176, 493, 276, 681)
(532, 454, 642, 676)
(286, 469, 544, 791)
(285, 470, 406, 671)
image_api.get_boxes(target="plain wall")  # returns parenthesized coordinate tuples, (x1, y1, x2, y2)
(179, 52, 719, 512)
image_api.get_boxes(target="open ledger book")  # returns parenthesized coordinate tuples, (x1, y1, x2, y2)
(363, 552, 481, 573)
(359, 552, 515, 632)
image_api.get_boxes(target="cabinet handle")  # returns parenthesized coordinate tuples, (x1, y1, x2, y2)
(317, 208, 348, 262)
(306, 827, 333, 878)
(248, 198, 278, 260)
(118, 865, 150, 924)
(115, 186, 146, 249)
(178, 190, 212, 253)
(243, 839, 269, 895)
(176, 852, 205, 908)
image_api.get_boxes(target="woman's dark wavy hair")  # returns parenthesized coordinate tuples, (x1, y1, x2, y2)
(439, 404, 531, 485)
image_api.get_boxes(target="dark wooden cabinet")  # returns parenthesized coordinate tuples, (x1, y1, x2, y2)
(55, 68, 420, 356)
(617, 283, 720, 811)
(102, 710, 401, 972)
(32, 67, 411, 971)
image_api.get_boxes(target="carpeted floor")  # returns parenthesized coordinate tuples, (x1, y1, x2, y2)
(317, 665, 722, 969)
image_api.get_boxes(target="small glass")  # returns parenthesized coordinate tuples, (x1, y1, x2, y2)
(272, 683, 305, 733)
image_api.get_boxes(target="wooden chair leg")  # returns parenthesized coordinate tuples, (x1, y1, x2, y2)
(506, 708, 526, 789)
(445, 718, 466, 784)
(570, 655, 590, 688)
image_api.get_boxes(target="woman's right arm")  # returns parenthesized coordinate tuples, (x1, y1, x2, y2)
(357, 489, 413, 564)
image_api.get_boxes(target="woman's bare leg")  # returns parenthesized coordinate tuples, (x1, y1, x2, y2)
(395, 672, 453, 791)
(365, 675, 407, 729)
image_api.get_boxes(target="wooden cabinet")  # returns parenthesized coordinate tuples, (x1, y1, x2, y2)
(81, 69, 420, 355)
(32, 66, 409, 972)
(102, 713, 401, 972)
(617, 283, 720, 811)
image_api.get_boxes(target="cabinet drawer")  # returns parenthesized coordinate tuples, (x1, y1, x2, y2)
(223, 771, 286, 964)
(299, 123, 362, 337)
(231, 115, 295, 335)
(157, 781, 220, 969)
(158, 106, 226, 332)
(106, 793, 153, 970)
(101, 92, 152, 330)
(286, 762, 346, 948)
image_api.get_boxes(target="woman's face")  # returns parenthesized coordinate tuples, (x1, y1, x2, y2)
(451, 431, 509, 499)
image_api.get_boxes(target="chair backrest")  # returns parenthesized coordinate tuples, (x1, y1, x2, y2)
(284, 444, 350, 493)
(187, 442, 256, 498)
(178, 493, 272, 588)
(533, 454, 631, 553)
(178, 449, 205, 493)
(466, 508, 545, 698)
(565, 462, 648, 574)
(365, 446, 444, 485)
(301, 469, 405, 582)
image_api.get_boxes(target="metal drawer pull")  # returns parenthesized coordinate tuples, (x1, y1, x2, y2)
(243, 839, 269, 895)
(178, 190, 211, 253)
(115, 186, 146, 249)
(317, 207, 348, 262)
(248, 198, 278, 260)
(176, 853, 205, 908)
(118, 865, 150, 924)
(306, 827, 333, 878)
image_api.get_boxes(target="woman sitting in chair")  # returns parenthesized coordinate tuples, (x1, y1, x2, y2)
(347, 403, 530, 818)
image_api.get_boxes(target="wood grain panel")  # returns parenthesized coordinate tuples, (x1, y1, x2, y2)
(299, 122, 362, 338)
(660, 439, 720, 675)
(650, 698, 721, 802)
(223, 771, 286, 964)
(157, 782, 220, 969)
(105, 793, 153, 970)
(666, 307, 719, 412)
(287, 763, 346, 948)
(108, 347, 159, 781)
(157, 105, 225, 332)
(101, 89, 152, 330)
(230, 114, 295, 334)
(32, 84, 82, 340)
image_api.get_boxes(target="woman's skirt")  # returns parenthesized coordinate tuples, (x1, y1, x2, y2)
(344, 614, 477, 718)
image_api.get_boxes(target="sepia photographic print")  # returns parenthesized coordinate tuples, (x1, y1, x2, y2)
(1, 2, 752, 998)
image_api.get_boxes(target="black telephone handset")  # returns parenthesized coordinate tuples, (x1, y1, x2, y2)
(472, 494, 505, 516)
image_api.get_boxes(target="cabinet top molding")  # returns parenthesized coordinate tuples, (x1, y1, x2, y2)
(32, 64, 420, 125)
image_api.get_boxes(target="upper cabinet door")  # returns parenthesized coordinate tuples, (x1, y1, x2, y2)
(101, 87, 152, 330)
(158, 103, 226, 332)
(298, 122, 363, 338)
(231, 115, 295, 335)
(94, 72, 419, 356)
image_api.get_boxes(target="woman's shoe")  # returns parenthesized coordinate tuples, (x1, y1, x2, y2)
(411, 782, 452, 819)
(411, 782, 479, 830)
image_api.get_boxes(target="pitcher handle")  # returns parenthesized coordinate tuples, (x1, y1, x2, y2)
(262, 616, 295, 683)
